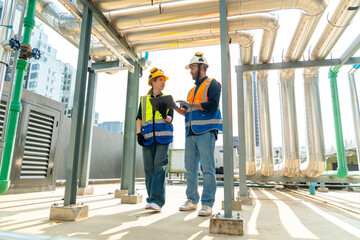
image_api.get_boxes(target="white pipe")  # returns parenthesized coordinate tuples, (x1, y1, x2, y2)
(348, 66, 360, 174)
(301, 0, 360, 178)
(257, 71, 273, 176)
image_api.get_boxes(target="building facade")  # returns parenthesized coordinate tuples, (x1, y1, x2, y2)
(4, 23, 76, 117)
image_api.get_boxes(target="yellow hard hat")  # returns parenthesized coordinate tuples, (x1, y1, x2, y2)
(185, 52, 209, 69)
(148, 67, 169, 86)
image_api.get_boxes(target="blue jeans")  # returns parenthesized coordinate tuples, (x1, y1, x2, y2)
(184, 131, 216, 207)
(142, 142, 169, 207)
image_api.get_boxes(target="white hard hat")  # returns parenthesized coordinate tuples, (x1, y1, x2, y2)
(185, 52, 209, 69)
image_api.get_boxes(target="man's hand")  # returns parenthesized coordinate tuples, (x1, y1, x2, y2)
(158, 102, 168, 119)
(137, 133, 145, 147)
(176, 100, 194, 109)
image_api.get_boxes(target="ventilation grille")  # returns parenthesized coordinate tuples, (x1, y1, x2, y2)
(21, 110, 54, 179)
(0, 100, 7, 139)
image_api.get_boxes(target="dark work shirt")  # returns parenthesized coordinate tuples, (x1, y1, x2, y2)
(187, 76, 221, 138)
(136, 92, 174, 121)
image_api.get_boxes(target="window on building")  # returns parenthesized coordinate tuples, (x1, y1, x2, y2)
(40, 42, 46, 49)
(68, 74, 72, 78)
(46, 85, 48, 90)
(28, 81, 37, 88)
(31, 64, 40, 70)
(65, 98, 69, 103)
(30, 72, 38, 79)
(43, 57, 47, 62)
(68, 109, 72, 114)
(67, 80, 71, 84)
(61, 98, 64, 103)
(65, 104, 68, 108)
(63, 86, 66, 90)
(48, 69, 50, 73)
(67, 86, 70, 90)
(50, 88, 53, 93)
(47, 46, 51, 52)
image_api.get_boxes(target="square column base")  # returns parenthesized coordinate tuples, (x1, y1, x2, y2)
(121, 194, 143, 204)
(210, 214, 243, 235)
(221, 200, 242, 211)
(236, 196, 253, 205)
(49, 204, 88, 221)
(114, 189, 137, 198)
(77, 187, 94, 196)
(318, 188, 329, 192)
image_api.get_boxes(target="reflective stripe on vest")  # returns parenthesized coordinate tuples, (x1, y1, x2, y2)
(185, 78, 222, 135)
(141, 94, 173, 146)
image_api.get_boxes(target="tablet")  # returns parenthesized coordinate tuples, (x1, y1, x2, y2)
(149, 95, 177, 111)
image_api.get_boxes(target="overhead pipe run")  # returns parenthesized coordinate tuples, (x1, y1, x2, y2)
(301, 0, 360, 178)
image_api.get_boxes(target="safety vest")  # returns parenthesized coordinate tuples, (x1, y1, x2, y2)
(185, 78, 223, 135)
(141, 94, 173, 146)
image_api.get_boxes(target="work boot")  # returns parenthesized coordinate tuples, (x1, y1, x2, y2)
(179, 199, 197, 211)
(198, 205, 212, 216)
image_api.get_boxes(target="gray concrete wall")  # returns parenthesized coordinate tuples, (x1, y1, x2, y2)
(56, 117, 144, 180)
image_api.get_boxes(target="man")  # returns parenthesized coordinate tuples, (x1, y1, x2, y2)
(175, 52, 222, 216)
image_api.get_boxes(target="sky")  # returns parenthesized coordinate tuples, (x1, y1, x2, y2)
(33, 0, 360, 150)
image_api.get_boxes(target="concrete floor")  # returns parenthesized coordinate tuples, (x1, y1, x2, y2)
(0, 183, 359, 240)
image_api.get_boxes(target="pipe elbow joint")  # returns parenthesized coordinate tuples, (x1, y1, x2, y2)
(0, 180, 10, 194)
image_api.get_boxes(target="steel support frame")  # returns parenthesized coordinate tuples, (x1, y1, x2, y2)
(78, 69, 98, 188)
(235, 57, 360, 191)
(219, 0, 234, 218)
(120, 62, 140, 195)
(77, 0, 139, 67)
(64, 5, 92, 206)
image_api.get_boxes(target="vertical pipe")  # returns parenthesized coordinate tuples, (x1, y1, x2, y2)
(0, 0, 36, 194)
(64, 5, 92, 205)
(219, 0, 234, 218)
(244, 72, 256, 175)
(1, 0, 28, 143)
(0, 0, 17, 102)
(121, 62, 140, 195)
(301, 69, 326, 178)
(279, 70, 299, 177)
(328, 68, 347, 178)
(257, 71, 274, 176)
(78, 70, 98, 188)
(348, 65, 360, 170)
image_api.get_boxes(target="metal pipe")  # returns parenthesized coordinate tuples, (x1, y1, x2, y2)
(278, 69, 300, 177)
(0, 0, 17, 109)
(301, 0, 360, 178)
(244, 71, 256, 176)
(1, 0, 27, 143)
(328, 69, 347, 178)
(105, 0, 326, 31)
(277, 1, 326, 177)
(257, 71, 273, 176)
(0, 0, 36, 194)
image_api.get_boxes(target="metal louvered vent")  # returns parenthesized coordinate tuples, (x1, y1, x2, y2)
(0, 100, 7, 139)
(21, 110, 54, 179)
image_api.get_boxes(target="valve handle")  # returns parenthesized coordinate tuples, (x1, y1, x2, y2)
(9, 38, 20, 51)
(31, 48, 41, 60)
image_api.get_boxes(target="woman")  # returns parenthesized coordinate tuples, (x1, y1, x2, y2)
(136, 67, 174, 211)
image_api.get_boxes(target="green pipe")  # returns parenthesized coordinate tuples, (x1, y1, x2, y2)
(328, 68, 348, 178)
(0, 0, 36, 194)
